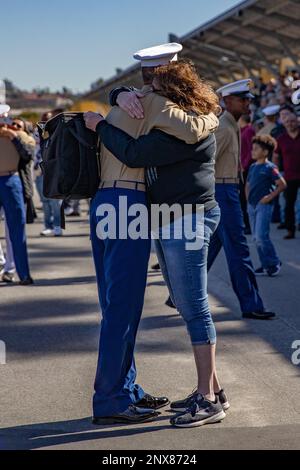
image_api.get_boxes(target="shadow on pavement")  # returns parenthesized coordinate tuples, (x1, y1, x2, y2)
(0, 416, 170, 450)
(29, 249, 92, 258)
(35, 275, 96, 286)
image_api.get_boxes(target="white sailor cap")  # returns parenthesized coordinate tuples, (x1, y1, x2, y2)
(217, 79, 254, 99)
(0, 104, 10, 115)
(262, 105, 280, 116)
(133, 43, 183, 67)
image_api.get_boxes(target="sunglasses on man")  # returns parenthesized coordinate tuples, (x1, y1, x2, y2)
(12, 122, 23, 129)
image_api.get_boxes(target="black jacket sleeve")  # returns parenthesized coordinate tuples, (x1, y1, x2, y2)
(109, 86, 135, 107)
(96, 120, 208, 168)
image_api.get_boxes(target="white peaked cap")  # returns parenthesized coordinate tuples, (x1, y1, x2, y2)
(217, 79, 254, 98)
(133, 43, 183, 67)
(262, 105, 280, 116)
(0, 104, 10, 115)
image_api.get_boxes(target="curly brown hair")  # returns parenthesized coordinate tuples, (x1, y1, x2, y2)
(153, 60, 220, 115)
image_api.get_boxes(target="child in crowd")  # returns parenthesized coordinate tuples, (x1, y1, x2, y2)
(246, 135, 287, 277)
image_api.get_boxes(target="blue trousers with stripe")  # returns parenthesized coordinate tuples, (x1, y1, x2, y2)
(207, 184, 264, 313)
(90, 188, 151, 417)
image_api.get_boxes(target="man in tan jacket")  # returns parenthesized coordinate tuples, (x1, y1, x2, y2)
(206, 80, 275, 321)
(84, 43, 219, 425)
(257, 105, 280, 136)
(0, 105, 33, 285)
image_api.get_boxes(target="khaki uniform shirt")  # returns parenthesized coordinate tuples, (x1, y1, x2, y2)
(215, 111, 241, 180)
(0, 130, 35, 174)
(257, 122, 275, 136)
(101, 85, 219, 183)
(0, 137, 20, 173)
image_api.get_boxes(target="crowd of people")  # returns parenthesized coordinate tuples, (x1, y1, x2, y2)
(1, 69, 299, 285)
(240, 71, 300, 243)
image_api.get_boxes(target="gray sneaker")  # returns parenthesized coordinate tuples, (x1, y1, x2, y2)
(170, 390, 198, 412)
(170, 389, 230, 412)
(170, 394, 226, 428)
(217, 389, 230, 411)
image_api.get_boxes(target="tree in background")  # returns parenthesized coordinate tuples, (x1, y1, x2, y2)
(70, 100, 110, 116)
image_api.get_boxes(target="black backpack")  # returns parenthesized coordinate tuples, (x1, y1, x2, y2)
(39, 112, 100, 202)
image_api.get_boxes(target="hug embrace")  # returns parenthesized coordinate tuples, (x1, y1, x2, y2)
(83, 42, 275, 429)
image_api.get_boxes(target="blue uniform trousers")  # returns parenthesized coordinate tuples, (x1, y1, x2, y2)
(207, 184, 264, 313)
(90, 188, 151, 417)
(0, 175, 30, 280)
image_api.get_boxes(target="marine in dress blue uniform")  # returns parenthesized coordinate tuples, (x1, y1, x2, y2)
(207, 80, 275, 320)
(88, 44, 192, 424)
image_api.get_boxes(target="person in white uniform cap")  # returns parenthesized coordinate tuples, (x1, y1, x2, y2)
(109, 43, 183, 118)
(83, 42, 220, 425)
(207, 78, 276, 320)
(217, 79, 254, 99)
(133, 42, 183, 67)
(263, 105, 280, 116)
(257, 104, 280, 136)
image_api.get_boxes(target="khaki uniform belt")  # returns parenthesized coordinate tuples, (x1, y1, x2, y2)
(215, 177, 240, 184)
(99, 180, 146, 192)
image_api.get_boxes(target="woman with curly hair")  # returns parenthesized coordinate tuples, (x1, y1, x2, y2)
(85, 59, 228, 428)
(152, 60, 220, 116)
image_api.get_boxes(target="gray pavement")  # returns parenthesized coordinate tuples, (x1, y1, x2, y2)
(0, 208, 300, 450)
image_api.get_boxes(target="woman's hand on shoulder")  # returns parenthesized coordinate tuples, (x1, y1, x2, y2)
(116, 91, 145, 119)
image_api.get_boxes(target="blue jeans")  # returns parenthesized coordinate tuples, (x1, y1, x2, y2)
(208, 184, 264, 314)
(248, 203, 280, 269)
(0, 175, 30, 280)
(154, 206, 220, 345)
(35, 175, 61, 229)
(90, 188, 151, 417)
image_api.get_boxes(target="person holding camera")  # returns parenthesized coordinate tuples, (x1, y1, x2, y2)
(0, 104, 33, 285)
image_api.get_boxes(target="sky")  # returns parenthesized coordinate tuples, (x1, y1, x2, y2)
(1, 0, 242, 93)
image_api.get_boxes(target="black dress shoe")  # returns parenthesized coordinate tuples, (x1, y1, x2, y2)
(165, 296, 176, 309)
(92, 405, 159, 425)
(19, 277, 34, 286)
(284, 231, 295, 240)
(242, 311, 276, 320)
(136, 393, 170, 410)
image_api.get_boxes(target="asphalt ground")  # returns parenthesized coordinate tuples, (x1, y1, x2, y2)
(0, 208, 300, 450)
